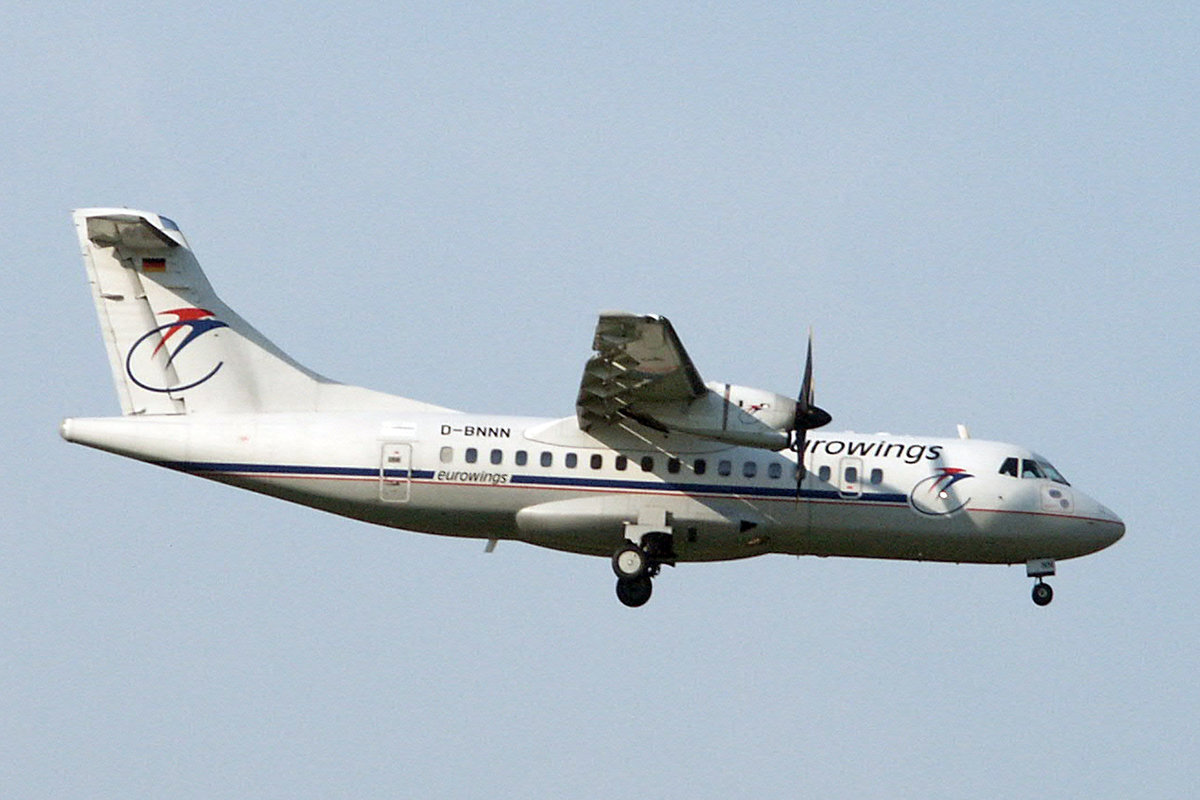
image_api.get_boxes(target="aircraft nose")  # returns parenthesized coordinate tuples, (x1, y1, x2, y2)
(1088, 499, 1125, 549)
(1105, 508, 1126, 546)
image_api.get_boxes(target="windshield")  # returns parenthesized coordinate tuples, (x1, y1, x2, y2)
(999, 456, 1070, 486)
(1037, 460, 1070, 486)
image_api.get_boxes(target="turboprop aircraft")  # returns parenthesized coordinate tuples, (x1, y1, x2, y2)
(61, 209, 1124, 607)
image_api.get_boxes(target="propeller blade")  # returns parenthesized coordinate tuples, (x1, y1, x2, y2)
(790, 329, 832, 496)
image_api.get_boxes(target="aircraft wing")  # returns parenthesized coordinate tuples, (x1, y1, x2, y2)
(576, 312, 707, 431)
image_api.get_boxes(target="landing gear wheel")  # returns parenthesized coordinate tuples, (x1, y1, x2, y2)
(1032, 581, 1054, 606)
(612, 542, 648, 580)
(616, 575, 653, 607)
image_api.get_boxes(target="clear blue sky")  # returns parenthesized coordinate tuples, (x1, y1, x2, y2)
(4, 3, 1197, 797)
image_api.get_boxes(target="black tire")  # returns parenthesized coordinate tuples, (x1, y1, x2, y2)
(616, 576, 653, 607)
(1032, 582, 1054, 606)
(612, 542, 647, 580)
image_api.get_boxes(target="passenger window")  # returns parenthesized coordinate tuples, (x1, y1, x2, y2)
(615, 455, 628, 471)
(818, 465, 831, 482)
(694, 459, 707, 475)
(565, 453, 578, 468)
(668, 458, 681, 474)
(641, 456, 654, 472)
(768, 462, 782, 479)
(515, 450, 528, 466)
(439, 446, 453, 464)
(465, 447, 478, 464)
(490, 449, 503, 465)
(718, 460, 732, 477)
(870, 468, 883, 485)
(590, 454, 603, 470)
(743, 462, 757, 478)
(845, 466, 858, 484)
(540, 451, 552, 467)
(999, 457, 1019, 477)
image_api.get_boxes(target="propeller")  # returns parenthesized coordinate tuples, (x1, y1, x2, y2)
(790, 329, 832, 496)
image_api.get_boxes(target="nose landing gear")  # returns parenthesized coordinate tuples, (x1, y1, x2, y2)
(1027, 558, 1055, 606)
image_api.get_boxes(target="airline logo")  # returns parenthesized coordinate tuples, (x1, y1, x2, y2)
(909, 467, 974, 516)
(125, 308, 230, 393)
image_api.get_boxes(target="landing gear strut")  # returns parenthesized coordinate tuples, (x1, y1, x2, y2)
(1027, 558, 1055, 607)
(612, 534, 673, 607)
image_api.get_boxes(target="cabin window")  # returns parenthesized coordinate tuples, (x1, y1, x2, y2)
(818, 465, 831, 482)
(540, 451, 552, 467)
(590, 454, 603, 470)
(465, 447, 478, 464)
(870, 468, 884, 485)
(694, 458, 707, 475)
(1000, 457, 1019, 477)
(641, 456, 654, 472)
(667, 458, 681, 474)
(565, 453, 578, 468)
(743, 461, 757, 478)
(515, 450, 528, 466)
(439, 446, 453, 463)
(615, 455, 627, 471)
(768, 462, 782, 480)
(718, 460, 732, 477)
(490, 449, 503, 465)
(845, 466, 858, 484)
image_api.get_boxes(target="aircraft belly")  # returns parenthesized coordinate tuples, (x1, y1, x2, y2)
(802, 500, 1111, 564)
(511, 490, 799, 560)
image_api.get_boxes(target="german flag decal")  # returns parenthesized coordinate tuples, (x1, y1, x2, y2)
(142, 257, 166, 272)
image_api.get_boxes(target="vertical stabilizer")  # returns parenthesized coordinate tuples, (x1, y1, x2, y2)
(73, 209, 451, 416)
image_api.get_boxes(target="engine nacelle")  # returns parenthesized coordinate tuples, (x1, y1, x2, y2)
(635, 382, 796, 450)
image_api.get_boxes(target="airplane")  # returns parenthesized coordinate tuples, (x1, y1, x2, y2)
(61, 208, 1124, 608)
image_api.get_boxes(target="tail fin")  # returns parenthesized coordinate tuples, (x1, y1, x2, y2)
(74, 208, 447, 415)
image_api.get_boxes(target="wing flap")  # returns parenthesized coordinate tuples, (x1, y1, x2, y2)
(576, 312, 706, 430)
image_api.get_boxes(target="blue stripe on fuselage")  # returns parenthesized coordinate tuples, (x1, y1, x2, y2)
(154, 459, 909, 504)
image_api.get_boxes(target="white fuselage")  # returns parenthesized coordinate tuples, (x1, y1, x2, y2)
(61, 410, 1125, 566)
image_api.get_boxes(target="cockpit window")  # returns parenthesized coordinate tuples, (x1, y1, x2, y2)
(1001, 456, 1070, 485)
(1003, 460, 1070, 484)
(1037, 461, 1070, 486)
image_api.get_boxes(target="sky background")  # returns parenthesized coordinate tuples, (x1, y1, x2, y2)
(3, 2, 1197, 797)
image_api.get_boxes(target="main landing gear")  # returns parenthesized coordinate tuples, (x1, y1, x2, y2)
(1027, 558, 1055, 607)
(612, 534, 673, 608)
